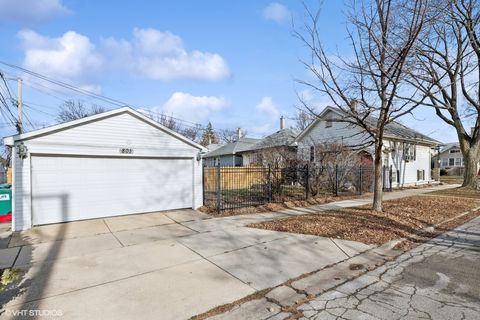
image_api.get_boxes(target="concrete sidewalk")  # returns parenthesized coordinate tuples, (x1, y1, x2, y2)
(0, 184, 457, 320)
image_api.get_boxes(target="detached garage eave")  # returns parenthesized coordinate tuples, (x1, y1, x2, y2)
(2, 106, 207, 152)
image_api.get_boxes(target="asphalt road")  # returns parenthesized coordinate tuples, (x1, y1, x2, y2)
(298, 217, 480, 320)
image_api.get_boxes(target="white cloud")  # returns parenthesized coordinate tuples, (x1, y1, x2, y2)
(0, 0, 70, 23)
(256, 96, 280, 119)
(18, 29, 102, 91)
(297, 89, 332, 112)
(262, 3, 290, 24)
(161, 92, 228, 123)
(103, 28, 231, 81)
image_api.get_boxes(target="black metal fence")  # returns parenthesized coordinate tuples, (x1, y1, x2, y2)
(203, 164, 393, 213)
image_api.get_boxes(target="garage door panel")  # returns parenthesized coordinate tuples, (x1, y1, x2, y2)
(31, 156, 193, 225)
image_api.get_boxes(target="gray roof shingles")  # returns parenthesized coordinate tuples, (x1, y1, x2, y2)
(204, 137, 260, 157)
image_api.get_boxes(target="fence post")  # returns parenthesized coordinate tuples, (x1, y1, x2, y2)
(202, 164, 205, 206)
(267, 165, 272, 202)
(359, 166, 363, 195)
(216, 162, 221, 214)
(389, 165, 393, 192)
(382, 165, 386, 192)
(335, 164, 339, 196)
(305, 164, 310, 200)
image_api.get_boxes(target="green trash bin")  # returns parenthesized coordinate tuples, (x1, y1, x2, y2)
(0, 184, 12, 217)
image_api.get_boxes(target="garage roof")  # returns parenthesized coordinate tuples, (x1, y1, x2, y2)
(3, 107, 207, 151)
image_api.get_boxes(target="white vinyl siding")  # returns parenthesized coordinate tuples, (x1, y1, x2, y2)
(9, 111, 203, 231)
(297, 109, 435, 187)
(26, 113, 196, 158)
(388, 143, 432, 186)
(297, 110, 372, 161)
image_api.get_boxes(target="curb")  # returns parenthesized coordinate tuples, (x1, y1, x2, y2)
(195, 241, 405, 320)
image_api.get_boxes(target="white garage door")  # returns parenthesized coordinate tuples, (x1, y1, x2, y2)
(31, 156, 193, 225)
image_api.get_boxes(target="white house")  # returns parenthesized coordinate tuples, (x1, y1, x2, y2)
(3, 107, 206, 231)
(295, 107, 439, 187)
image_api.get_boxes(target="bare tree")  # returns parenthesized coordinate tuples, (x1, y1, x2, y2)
(218, 128, 248, 143)
(297, 141, 371, 196)
(181, 125, 202, 142)
(142, 111, 203, 142)
(57, 100, 107, 123)
(156, 113, 180, 132)
(293, 109, 316, 131)
(411, 0, 480, 189)
(295, 0, 428, 211)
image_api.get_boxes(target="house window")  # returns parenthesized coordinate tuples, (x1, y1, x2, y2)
(252, 153, 258, 165)
(310, 146, 315, 162)
(417, 170, 425, 181)
(449, 158, 455, 166)
(441, 159, 448, 167)
(455, 158, 462, 166)
(325, 117, 332, 128)
(403, 143, 416, 161)
(449, 149, 460, 154)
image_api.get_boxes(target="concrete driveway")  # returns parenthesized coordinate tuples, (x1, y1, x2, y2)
(0, 209, 373, 320)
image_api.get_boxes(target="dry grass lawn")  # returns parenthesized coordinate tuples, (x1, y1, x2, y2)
(248, 195, 480, 247)
(427, 186, 480, 199)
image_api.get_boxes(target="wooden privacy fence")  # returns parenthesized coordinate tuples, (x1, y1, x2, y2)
(203, 166, 268, 190)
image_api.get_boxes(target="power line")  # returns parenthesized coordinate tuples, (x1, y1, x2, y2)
(140, 109, 206, 131)
(0, 73, 19, 126)
(0, 61, 129, 107)
(0, 61, 212, 135)
(22, 102, 57, 117)
(21, 78, 74, 104)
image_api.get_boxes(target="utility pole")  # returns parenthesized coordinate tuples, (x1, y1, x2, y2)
(17, 77, 22, 134)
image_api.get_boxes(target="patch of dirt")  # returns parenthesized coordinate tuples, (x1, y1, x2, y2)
(248, 196, 480, 246)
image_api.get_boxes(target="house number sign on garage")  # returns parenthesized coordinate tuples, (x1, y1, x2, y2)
(119, 148, 134, 154)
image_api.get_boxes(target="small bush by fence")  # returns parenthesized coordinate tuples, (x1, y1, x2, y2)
(203, 164, 393, 213)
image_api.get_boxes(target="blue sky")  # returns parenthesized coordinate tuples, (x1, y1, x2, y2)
(0, 0, 458, 142)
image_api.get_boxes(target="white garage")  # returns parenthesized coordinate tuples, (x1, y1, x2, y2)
(4, 107, 206, 231)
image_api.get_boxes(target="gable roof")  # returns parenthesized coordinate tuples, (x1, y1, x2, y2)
(203, 137, 260, 157)
(296, 106, 439, 146)
(242, 128, 298, 152)
(438, 142, 460, 155)
(3, 107, 207, 151)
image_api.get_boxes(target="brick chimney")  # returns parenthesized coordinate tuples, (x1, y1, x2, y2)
(280, 116, 285, 130)
(350, 99, 358, 113)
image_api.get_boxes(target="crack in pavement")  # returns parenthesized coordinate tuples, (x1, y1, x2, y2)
(293, 217, 480, 320)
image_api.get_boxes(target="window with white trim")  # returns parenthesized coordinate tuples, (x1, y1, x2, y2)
(455, 158, 462, 166)
(403, 143, 416, 161)
(449, 158, 455, 166)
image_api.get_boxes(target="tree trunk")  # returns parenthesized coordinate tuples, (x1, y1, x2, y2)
(372, 140, 384, 212)
(462, 143, 480, 189)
